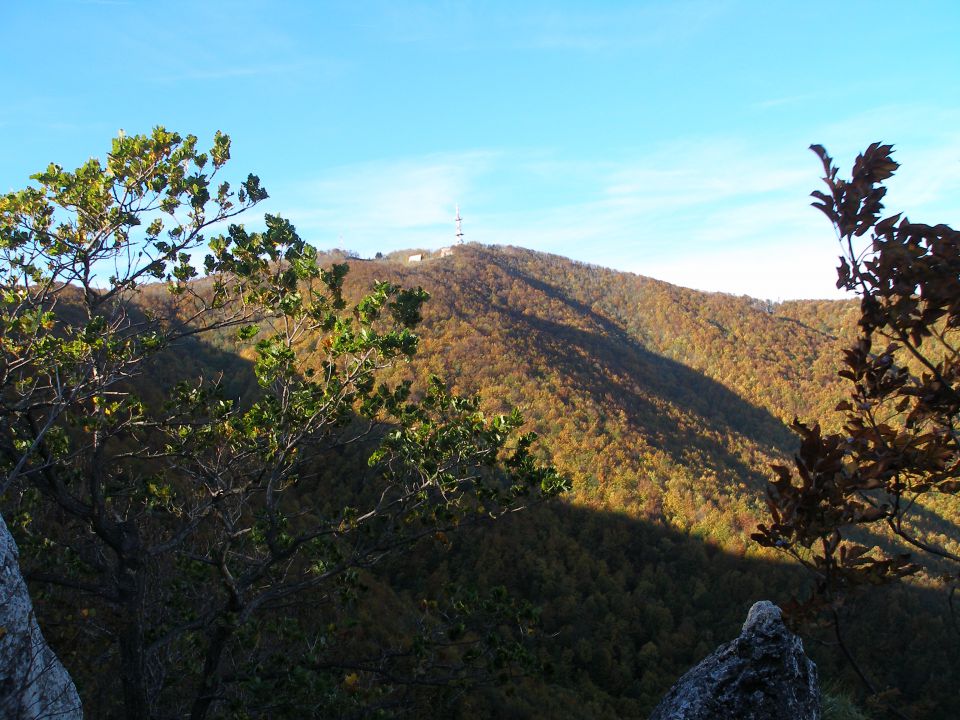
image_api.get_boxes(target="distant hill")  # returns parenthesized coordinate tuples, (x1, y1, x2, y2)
(342, 243, 850, 509)
(322, 244, 958, 718)
(29, 243, 960, 718)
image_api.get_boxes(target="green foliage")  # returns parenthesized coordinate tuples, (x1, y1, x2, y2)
(0, 130, 565, 719)
(5, 130, 956, 719)
(319, 242, 958, 718)
(823, 685, 874, 720)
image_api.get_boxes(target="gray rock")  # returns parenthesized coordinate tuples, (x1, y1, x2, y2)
(0, 512, 83, 719)
(649, 600, 820, 720)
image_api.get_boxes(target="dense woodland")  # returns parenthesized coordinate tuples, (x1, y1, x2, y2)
(20, 244, 958, 717)
(343, 245, 959, 718)
(3, 132, 958, 719)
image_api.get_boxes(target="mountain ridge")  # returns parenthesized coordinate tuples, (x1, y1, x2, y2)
(19, 242, 960, 718)
(325, 243, 958, 716)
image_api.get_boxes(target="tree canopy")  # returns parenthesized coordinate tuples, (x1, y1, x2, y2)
(0, 128, 566, 719)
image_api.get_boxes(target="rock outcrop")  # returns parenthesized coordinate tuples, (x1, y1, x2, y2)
(649, 600, 820, 720)
(0, 512, 82, 719)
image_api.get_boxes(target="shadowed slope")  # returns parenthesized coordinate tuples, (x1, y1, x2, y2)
(12, 245, 958, 718)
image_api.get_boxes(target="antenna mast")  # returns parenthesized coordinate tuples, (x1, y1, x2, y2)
(455, 204, 464, 244)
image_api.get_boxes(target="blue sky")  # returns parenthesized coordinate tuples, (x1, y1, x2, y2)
(3, 1, 958, 299)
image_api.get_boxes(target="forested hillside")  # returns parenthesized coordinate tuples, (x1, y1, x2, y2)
(10, 241, 959, 718)
(307, 244, 959, 717)
(7, 2, 959, 717)
(355, 244, 852, 525)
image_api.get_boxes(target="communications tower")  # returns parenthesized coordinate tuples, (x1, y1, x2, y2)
(455, 205, 464, 244)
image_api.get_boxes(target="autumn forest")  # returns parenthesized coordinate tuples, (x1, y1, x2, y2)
(2, 130, 959, 720)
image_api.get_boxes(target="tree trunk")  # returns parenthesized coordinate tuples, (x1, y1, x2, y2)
(189, 620, 235, 720)
(115, 524, 149, 720)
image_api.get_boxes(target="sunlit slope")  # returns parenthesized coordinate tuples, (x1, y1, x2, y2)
(334, 245, 956, 718)
(163, 243, 956, 717)
(340, 245, 851, 532)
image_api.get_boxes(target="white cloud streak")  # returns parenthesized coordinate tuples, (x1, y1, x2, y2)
(246, 109, 960, 300)
(257, 151, 497, 250)
(521, 0, 730, 52)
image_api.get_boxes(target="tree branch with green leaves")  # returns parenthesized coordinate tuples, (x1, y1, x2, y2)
(1, 128, 568, 720)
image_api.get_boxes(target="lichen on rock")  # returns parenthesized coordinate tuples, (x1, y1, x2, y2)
(649, 600, 820, 720)
(0, 512, 82, 719)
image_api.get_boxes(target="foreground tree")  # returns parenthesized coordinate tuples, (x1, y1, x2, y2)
(754, 143, 960, 705)
(0, 128, 567, 718)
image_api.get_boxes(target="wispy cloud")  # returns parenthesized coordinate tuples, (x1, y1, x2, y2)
(375, 0, 476, 44)
(811, 106, 960, 225)
(329, 1, 726, 52)
(255, 138, 834, 297)
(150, 59, 343, 84)
(471, 140, 823, 269)
(522, 0, 730, 52)
(233, 109, 960, 300)
(752, 93, 820, 110)
(638, 240, 848, 301)
(256, 151, 497, 249)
